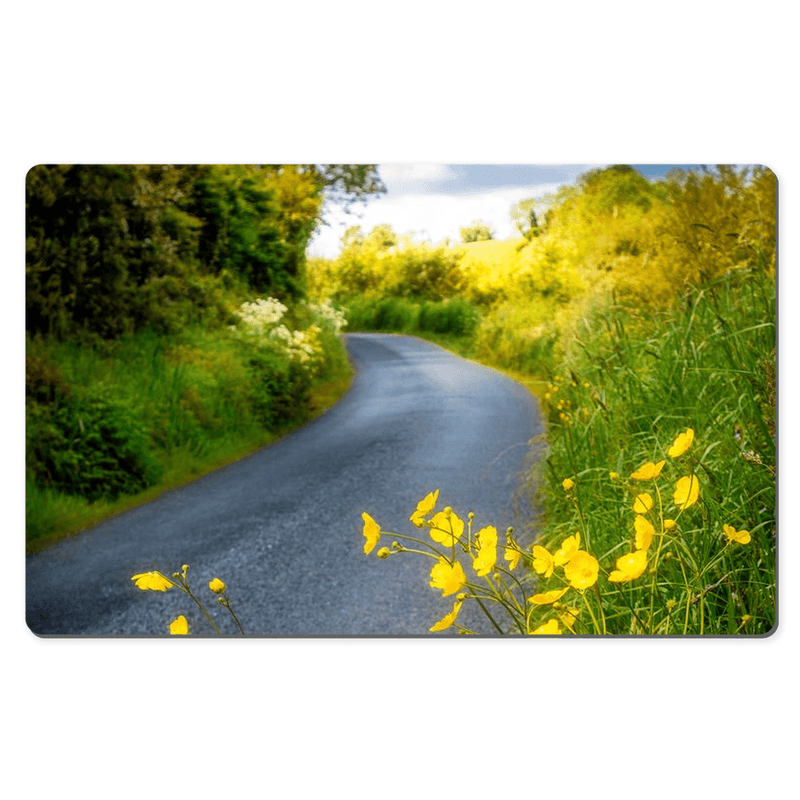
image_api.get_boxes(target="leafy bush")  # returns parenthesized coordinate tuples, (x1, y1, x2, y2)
(417, 297, 481, 336)
(27, 388, 162, 503)
(246, 348, 312, 429)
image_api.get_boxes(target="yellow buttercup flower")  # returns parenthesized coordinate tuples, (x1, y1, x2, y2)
(633, 493, 653, 514)
(553, 532, 581, 567)
(532, 544, 555, 577)
(562, 478, 575, 491)
(410, 489, 439, 527)
(668, 428, 694, 458)
(630, 460, 666, 480)
(208, 578, 226, 594)
(376, 547, 391, 559)
(169, 615, 189, 635)
(361, 512, 381, 555)
(131, 571, 174, 592)
(529, 587, 569, 605)
(634, 515, 655, 551)
(429, 558, 467, 597)
(673, 475, 700, 510)
(504, 545, 522, 571)
(429, 508, 464, 547)
(531, 619, 562, 635)
(429, 600, 463, 632)
(563, 551, 600, 590)
(472, 525, 498, 577)
(608, 550, 648, 582)
(724, 524, 752, 545)
(663, 519, 677, 532)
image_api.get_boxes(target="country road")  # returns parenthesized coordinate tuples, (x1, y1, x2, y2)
(26, 333, 544, 636)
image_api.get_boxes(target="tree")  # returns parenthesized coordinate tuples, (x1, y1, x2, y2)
(510, 198, 541, 240)
(293, 165, 386, 213)
(459, 221, 494, 243)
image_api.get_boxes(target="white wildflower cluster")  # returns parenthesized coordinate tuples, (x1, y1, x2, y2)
(233, 297, 288, 333)
(269, 324, 321, 366)
(230, 297, 323, 372)
(305, 299, 347, 335)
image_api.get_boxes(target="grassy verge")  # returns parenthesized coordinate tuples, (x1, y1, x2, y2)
(26, 320, 353, 554)
(341, 265, 776, 634)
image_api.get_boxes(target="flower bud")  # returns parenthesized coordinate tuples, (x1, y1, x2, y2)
(208, 577, 226, 594)
(376, 547, 391, 559)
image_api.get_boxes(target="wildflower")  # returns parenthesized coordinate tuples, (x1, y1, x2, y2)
(562, 478, 575, 491)
(673, 475, 700, 510)
(429, 558, 467, 597)
(472, 525, 498, 577)
(633, 493, 653, 514)
(553, 532, 581, 566)
(563, 551, 600, 590)
(610, 471, 619, 480)
(663, 519, 677, 532)
(208, 578, 226, 594)
(504, 545, 522, 571)
(532, 545, 555, 577)
(531, 619, 562, 635)
(429, 508, 464, 547)
(410, 489, 439, 527)
(429, 600, 463, 632)
(361, 512, 381, 555)
(553, 602, 580, 631)
(131, 572, 174, 592)
(376, 547, 391, 559)
(169, 615, 189, 635)
(666, 599, 677, 610)
(634, 515, 655, 551)
(630, 460, 666, 480)
(668, 428, 694, 458)
(608, 550, 648, 583)
(529, 587, 569, 605)
(724, 524, 752, 545)
(741, 614, 753, 624)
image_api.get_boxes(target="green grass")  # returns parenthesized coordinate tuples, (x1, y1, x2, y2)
(338, 264, 776, 635)
(527, 265, 776, 634)
(26, 322, 354, 553)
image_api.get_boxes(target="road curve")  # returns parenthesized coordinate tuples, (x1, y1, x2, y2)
(26, 334, 543, 636)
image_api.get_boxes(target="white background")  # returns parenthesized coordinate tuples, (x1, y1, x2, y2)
(5, 3, 795, 798)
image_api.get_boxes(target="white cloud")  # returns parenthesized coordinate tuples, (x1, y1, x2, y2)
(307, 182, 564, 259)
(378, 164, 456, 186)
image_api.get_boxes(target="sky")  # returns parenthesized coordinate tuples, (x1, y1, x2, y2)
(306, 164, 702, 259)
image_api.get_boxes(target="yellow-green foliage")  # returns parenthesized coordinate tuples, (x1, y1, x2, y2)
(308, 226, 466, 302)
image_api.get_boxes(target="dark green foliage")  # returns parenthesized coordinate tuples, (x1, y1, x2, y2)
(26, 164, 371, 341)
(417, 297, 481, 336)
(344, 296, 481, 337)
(183, 166, 293, 298)
(27, 387, 162, 503)
(245, 350, 313, 430)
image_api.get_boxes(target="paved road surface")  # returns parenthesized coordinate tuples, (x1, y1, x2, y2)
(26, 334, 543, 636)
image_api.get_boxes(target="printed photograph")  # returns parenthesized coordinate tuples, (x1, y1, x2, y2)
(25, 164, 777, 636)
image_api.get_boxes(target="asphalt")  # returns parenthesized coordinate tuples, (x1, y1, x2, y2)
(25, 333, 544, 636)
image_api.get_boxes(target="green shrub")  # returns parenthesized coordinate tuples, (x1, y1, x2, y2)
(246, 349, 312, 429)
(26, 387, 162, 503)
(417, 297, 481, 336)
